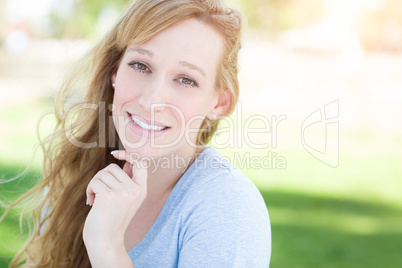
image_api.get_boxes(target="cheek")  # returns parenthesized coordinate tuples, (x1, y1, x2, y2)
(111, 93, 124, 134)
(112, 93, 125, 123)
(173, 91, 213, 117)
(112, 86, 137, 110)
(178, 102, 205, 122)
(113, 69, 145, 106)
(178, 99, 210, 130)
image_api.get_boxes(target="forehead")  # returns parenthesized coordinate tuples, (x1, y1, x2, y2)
(127, 18, 224, 75)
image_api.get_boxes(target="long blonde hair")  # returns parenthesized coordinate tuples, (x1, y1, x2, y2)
(6, 0, 243, 266)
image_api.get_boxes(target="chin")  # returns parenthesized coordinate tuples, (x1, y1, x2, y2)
(121, 144, 169, 161)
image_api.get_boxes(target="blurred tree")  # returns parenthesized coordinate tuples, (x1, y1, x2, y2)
(358, 0, 402, 52)
(0, 0, 6, 43)
(48, 0, 130, 38)
(44, 0, 325, 39)
(234, 0, 324, 37)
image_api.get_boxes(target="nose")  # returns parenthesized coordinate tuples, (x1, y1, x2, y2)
(138, 75, 168, 112)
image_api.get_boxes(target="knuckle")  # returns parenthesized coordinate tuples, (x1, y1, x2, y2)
(107, 163, 119, 170)
(128, 183, 139, 193)
(130, 185, 146, 201)
(95, 170, 106, 178)
(101, 164, 119, 175)
(120, 190, 129, 200)
(105, 191, 116, 201)
(86, 179, 95, 190)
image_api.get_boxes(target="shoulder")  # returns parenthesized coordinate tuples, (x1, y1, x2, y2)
(180, 147, 271, 236)
(176, 148, 271, 266)
(183, 147, 268, 215)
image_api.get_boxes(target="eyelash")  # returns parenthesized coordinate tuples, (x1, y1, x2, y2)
(128, 61, 150, 73)
(127, 61, 199, 88)
(177, 76, 199, 88)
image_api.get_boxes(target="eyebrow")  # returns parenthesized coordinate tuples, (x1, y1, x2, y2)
(127, 47, 154, 57)
(179, 61, 206, 78)
(127, 47, 206, 77)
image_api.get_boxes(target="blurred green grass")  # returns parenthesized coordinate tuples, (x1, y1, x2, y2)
(0, 163, 41, 268)
(1, 99, 402, 267)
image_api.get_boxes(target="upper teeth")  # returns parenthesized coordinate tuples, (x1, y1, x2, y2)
(131, 115, 165, 131)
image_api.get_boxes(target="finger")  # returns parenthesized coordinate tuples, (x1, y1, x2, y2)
(96, 170, 122, 190)
(111, 150, 148, 189)
(104, 163, 131, 183)
(111, 150, 139, 164)
(110, 150, 127, 161)
(122, 162, 133, 178)
(86, 178, 110, 206)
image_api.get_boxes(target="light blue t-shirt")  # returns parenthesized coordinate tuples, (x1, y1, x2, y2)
(128, 147, 271, 267)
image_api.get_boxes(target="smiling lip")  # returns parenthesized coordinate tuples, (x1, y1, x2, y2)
(128, 113, 169, 133)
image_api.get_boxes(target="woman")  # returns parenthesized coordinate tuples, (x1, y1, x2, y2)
(9, 0, 271, 267)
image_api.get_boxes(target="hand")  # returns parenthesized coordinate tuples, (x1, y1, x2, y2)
(83, 150, 148, 267)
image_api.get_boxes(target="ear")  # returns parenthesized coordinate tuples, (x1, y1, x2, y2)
(209, 89, 231, 119)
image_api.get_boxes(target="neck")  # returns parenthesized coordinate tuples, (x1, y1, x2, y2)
(145, 146, 205, 200)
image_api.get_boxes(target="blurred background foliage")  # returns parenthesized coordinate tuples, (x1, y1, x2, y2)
(2, 0, 402, 50)
(236, 0, 325, 35)
(1, 0, 402, 267)
(358, 0, 402, 51)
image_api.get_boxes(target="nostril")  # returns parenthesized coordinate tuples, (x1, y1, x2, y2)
(150, 103, 166, 112)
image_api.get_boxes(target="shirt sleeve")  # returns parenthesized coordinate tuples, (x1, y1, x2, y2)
(177, 172, 271, 268)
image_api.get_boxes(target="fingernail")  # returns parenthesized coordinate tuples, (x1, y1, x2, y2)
(111, 150, 120, 155)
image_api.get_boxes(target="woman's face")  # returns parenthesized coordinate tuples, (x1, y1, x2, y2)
(112, 18, 229, 159)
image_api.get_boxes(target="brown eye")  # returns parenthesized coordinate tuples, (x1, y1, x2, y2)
(178, 77, 198, 88)
(128, 61, 150, 73)
(137, 63, 147, 70)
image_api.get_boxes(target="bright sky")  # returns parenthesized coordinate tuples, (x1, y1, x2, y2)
(5, 0, 53, 23)
(5, 0, 75, 23)
(5, 0, 387, 24)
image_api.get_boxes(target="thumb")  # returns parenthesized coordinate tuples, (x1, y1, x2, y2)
(111, 150, 148, 189)
(122, 162, 133, 178)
